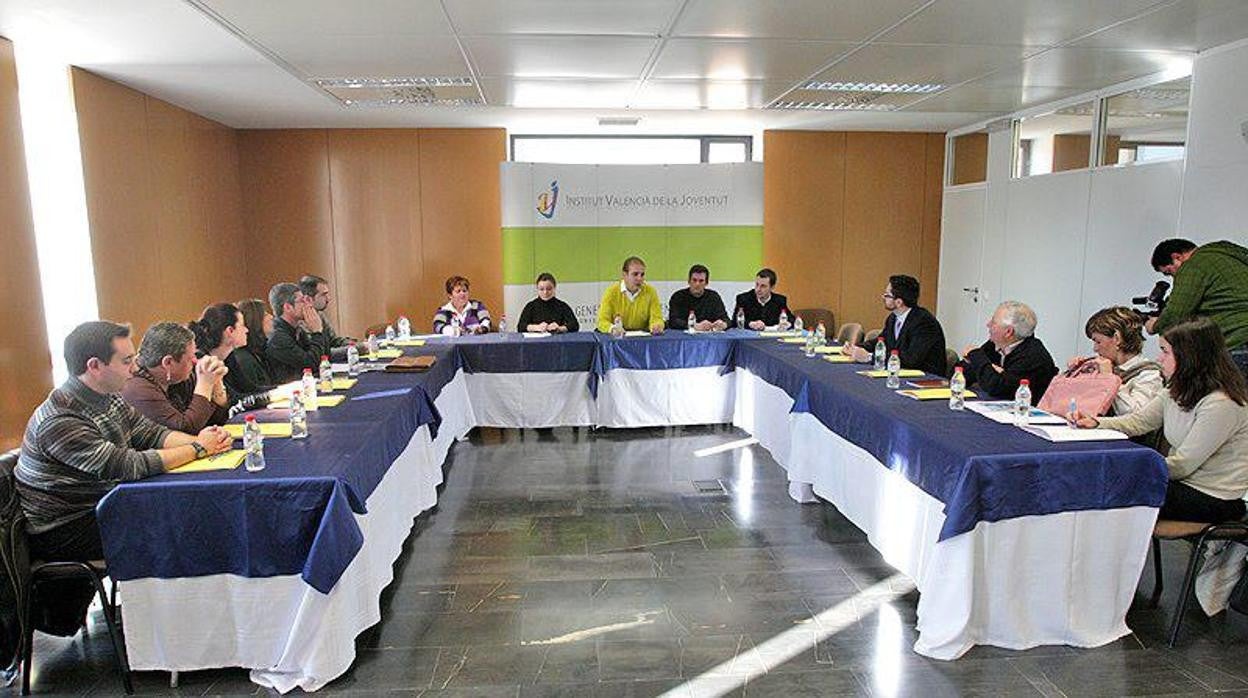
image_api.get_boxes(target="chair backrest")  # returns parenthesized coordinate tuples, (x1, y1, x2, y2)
(835, 323, 863, 346)
(945, 348, 960, 378)
(0, 450, 30, 669)
(363, 323, 389, 339)
(793, 308, 834, 332)
(863, 328, 882, 345)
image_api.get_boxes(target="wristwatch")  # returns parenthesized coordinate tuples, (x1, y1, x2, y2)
(190, 441, 208, 459)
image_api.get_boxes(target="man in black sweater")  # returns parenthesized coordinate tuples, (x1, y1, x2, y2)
(956, 300, 1058, 404)
(732, 268, 790, 329)
(844, 275, 947, 376)
(667, 264, 729, 331)
(265, 282, 330, 383)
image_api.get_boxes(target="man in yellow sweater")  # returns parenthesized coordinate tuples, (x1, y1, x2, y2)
(597, 256, 665, 336)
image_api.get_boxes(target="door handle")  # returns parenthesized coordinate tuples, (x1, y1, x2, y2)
(962, 287, 980, 303)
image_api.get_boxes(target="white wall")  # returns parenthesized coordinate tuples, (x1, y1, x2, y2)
(1178, 37, 1248, 241)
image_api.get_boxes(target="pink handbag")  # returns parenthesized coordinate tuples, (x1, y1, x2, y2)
(1037, 359, 1122, 416)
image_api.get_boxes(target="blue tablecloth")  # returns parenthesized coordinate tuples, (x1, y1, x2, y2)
(444, 332, 599, 374)
(733, 340, 1169, 541)
(97, 373, 440, 594)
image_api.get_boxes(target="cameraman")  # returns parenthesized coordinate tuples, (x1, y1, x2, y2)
(1148, 238, 1248, 377)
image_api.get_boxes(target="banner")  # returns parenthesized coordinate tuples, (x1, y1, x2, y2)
(501, 162, 763, 330)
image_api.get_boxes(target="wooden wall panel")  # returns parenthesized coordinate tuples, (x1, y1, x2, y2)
(72, 68, 248, 335)
(418, 129, 506, 328)
(951, 132, 987, 185)
(763, 129, 944, 331)
(327, 130, 423, 334)
(1053, 133, 1091, 172)
(762, 131, 847, 317)
(0, 36, 52, 449)
(236, 129, 336, 314)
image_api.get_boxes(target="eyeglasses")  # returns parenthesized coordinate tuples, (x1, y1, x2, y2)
(881, 293, 895, 299)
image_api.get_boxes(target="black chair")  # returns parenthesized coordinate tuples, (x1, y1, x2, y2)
(945, 348, 960, 378)
(0, 451, 132, 695)
(1150, 518, 1248, 647)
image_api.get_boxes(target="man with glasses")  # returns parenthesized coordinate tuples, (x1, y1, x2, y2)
(844, 274, 948, 376)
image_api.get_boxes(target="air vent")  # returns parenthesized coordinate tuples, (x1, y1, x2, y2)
(313, 77, 483, 107)
(598, 116, 641, 127)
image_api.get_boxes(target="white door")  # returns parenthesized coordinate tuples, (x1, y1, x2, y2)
(937, 186, 989, 353)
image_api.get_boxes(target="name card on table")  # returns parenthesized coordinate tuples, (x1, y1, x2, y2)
(371, 348, 404, 359)
(223, 422, 293, 439)
(822, 355, 856, 363)
(268, 395, 347, 409)
(856, 369, 925, 378)
(388, 339, 426, 347)
(172, 450, 245, 473)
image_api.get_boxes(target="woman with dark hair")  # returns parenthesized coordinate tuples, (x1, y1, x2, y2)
(190, 302, 259, 403)
(1067, 306, 1163, 416)
(433, 275, 492, 335)
(1071, 317, 1248, 522)
(518, 272, 579, 333)
(121, 322, 230, 432)
(228, 298, 277, 397)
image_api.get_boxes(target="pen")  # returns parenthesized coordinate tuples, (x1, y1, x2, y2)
(1067, 398, 1078, 427)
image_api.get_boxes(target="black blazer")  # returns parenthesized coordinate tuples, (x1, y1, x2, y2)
(957, 335, 1058, 404)
(868, 306, 947, 376)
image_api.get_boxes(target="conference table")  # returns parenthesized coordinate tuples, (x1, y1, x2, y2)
(95, 330, 1168, 692)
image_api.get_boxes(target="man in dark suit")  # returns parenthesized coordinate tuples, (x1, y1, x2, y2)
(844, 275, 947, 376)
(732, 268, 790, 329)
(956, 300, 1058, 404)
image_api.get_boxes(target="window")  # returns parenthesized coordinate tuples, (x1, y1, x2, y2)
(949, 130, 988, 185)
(511, 135, 753, 164)
(1013, 100, 1096, 178)
(1099, 76, 1189, 167)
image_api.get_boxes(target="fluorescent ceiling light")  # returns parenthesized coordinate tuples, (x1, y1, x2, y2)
(802, 81, 943, 94)
(313, 77, 475, 89)
(771, 100, 899, 111)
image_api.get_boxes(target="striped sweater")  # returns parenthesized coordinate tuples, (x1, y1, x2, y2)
(16, 377, 170, 534)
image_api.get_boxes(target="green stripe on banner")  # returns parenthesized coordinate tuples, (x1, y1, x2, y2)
(501, 226, 762, 285)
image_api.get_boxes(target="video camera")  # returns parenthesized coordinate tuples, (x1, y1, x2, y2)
(1132, 280, 1169, 318)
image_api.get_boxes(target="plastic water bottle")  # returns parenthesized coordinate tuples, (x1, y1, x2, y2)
(886, 350, 901, 388)
(949, 366, 966, 411)
(815, 322, 827, 346)
(612, 315, 623, 336)
(243, 414, 265, 472)
(290, 390, 308, 439)
(318, 355, 333, 393)
(302, 368, 318, 411)
(397, 315, 411, 339)
(1015, 379, 1032, 425)
(498, 315, 507, 334)
(347, 341, 360, 377)
(779, 308, 789, 329)
(736, 307, 746, 330)
(384, 324, 396, 343)
(366, 333, 379, 356)
(450, 315, 462, 337)
(793, 315, 804, 333)
(873, 338, 887, 371)
(803, 331, 816, 358)
(687, 310, 697, 334)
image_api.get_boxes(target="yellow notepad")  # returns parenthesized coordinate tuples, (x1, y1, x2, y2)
(372, 348, 403, 359)
(760, 330, 798, 337)
(172, 450, 245, 473)
(822, 355, 856, 363)
(814, 345, 842, 354)
(223, 422, 293, 439)
(856, 369, 926, 378)
(330, 378, 357, 391)
(896, 388, 978, 401)
(388, 339, 426, 347)
(779, 337, 807, 344)
(268, 395, 347, 409)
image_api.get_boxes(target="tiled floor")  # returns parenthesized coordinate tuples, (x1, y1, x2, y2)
(11, 426, 1248, 696)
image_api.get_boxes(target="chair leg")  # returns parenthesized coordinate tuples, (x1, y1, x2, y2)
(86, 574, 133, 695)
(1167, 538, 1206, 648)
(1150, 537, 1165, 608)
(21, 580, 36, 696)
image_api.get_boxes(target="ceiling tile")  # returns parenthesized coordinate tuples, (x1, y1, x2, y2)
(633, 79, 790, 109)
(903, 85, 1085, 113)
(975, 47, 1191, 90)
(201, 0, 452, 36)
(466, 35, 658, 78)
(255, 33, 469, 78)
(1072, 0, 1248, 52)
(650, 38, 856, 81)
(881, 0, 1164, 47)
(478, 77, 637, 108)
(672, 0, 930, 41)
(809, 43, 1034, 89)
(445, 0, 682, 35)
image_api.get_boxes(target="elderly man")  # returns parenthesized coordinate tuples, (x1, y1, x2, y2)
(16, 321, 232, 563)
(266, 282, 330, 383)
(596, 256, 665, 337)
(956, 301, 1058, 404)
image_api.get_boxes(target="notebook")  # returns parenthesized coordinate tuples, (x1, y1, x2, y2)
(1018, 425, 1128, 442)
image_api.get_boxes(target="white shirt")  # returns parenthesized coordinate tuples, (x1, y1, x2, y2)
(892, 307, 911, 339)
(619, 280, 641, 302)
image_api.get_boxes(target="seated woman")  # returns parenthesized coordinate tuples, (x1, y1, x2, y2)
(1071, 317, 1248, 523)
(228, 298, 278, 396)
(433, 275, 491, 335)
(1067, 306, 1163, 416)
(192, 302, 270, 410)
(121, 321, 230, 432)
(518, 272, 579, 333)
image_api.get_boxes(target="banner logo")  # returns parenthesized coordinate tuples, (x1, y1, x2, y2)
(536, 180, 559, 219)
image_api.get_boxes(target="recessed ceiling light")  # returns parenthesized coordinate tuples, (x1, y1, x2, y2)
(802, 81, 943, 94)
(598, 116, 641, 126)
(314, 77, 475, 89)
(770, 99, 898, 111)
(313, 76, 483, 107)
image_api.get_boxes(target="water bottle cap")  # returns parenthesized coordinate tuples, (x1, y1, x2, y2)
(954, 366, 963, 373)
(303, 368, 312, 374)
(292, 389, 301, 395)
(1020, 379, 1030, 385)
(245, 414, 256, 422)
(891, 350, 899, 355)
(349, 341, 357, 346)
(321, 355, 329, 361)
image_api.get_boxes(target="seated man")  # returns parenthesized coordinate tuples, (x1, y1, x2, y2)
(733, 268, 790, 330)
(955, 301, 1058, 404)
(844, 275, 947, 376)
(596, 256, 664, 337)
(265, 282, 330, 383)
(16, 321, 232, 563)
(667, 264, 729, 331)
(300, 274, 353, 359)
